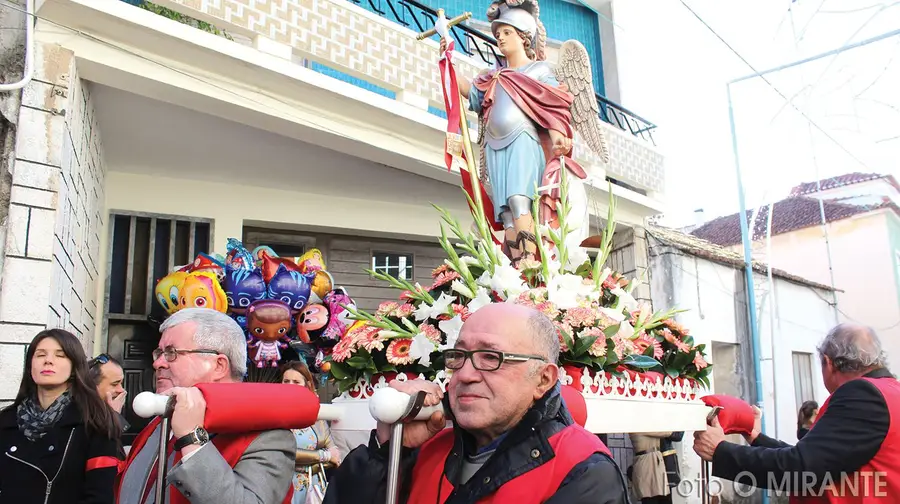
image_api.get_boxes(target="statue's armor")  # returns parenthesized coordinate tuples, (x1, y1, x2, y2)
(485, 61, 554, 150)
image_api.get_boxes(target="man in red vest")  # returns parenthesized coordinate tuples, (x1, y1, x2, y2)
(693, 323, 899, 502)
(115, 308, 295, 504)
(324, 303, 628, 503)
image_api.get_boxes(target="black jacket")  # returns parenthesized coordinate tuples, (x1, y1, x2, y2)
(711, 368, 895, 489)
(0, 402, 120, 504)
(324, 385, 629, 504)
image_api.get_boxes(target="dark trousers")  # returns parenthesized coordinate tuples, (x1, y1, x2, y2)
(641, 496, 672, 504)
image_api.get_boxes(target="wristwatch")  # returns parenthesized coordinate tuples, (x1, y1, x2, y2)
(174, 426, 210, 451)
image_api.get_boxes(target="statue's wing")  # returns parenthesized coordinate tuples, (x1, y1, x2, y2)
(553, 40, 610, 164)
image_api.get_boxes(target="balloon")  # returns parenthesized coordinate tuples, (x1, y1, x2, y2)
(252, 246, 278, 267)
(266, 264, 314, 313)
(317, 288, 356, 347)
(296, 304, 329, 344)
(298, 248, 327, 272)
(155, 271, 188, 315)
(247, 300, 292, 368)
(179, 271, 228, 312)
(261, 253, 304, 284)
(226, 238, 254, 271)
(309, 270, 334, 304)
(223, 265, 267, 321)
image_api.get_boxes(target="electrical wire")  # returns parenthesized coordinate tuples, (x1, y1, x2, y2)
(676, 0, 875, 171)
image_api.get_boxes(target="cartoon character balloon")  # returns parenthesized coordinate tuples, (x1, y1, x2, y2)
(266, 264, 314, 314)
(318, 288, 356, 347)
(223, 266, 267, 328)
(246, 300, 292, 368)
(296, 303, 329, 344)
(180, 271, 228, 312)
(155, 271, 188, 315)
(225, 238, 255, 271)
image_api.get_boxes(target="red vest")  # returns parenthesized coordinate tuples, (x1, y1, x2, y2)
(407, 424, 610, 504)
(115, 418, 292, 504)
(791, 376, 900, 503)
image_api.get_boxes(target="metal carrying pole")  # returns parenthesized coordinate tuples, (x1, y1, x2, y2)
(384, 391, 429, 504)
(155, 417, 171, 504)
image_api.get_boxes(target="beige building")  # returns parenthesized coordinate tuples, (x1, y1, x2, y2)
(691, 172, 900, 368)
(0, 0, 665, 422)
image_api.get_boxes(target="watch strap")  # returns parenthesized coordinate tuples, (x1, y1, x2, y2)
(174, 428, 206, 451)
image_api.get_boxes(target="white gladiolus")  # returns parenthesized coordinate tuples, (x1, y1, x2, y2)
(451, 279, 475, 299)
(409, 332, 436, 366)
(467, 287, 493, 313)
(438, 315, 465, 350)
(377, 330, 402, 338)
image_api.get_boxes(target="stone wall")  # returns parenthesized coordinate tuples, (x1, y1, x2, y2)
(0, 43, 106, 402)
(154, 0, 665, 195)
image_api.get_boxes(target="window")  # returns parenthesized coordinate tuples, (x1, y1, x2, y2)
(792, 352, 815, 411)
(372, 252, 413, 281)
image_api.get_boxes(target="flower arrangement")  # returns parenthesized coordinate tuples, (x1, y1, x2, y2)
(326, 170, 711, 394)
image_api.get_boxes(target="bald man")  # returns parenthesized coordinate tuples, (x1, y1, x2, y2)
(325, 303, 628, 504)
(694, 323, 900, 500)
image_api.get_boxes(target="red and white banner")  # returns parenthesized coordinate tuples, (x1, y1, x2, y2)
(438, 39, 464, 172)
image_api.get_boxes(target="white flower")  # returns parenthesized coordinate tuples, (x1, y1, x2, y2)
(611, 287, 639, 312)
(450, 279, 475, 299)
(598, 307, 626, 322)
(617, 320, 636, 340)
(377, 330, 402, 338)
(438, 315, 465, 350)
(489, 263, 526, 300)
(413, 292, 458, 321)
(409, 332, 436, 366)
(467, 287, 493, 313)
(547, 273, 585, 309)
(460, 256, 481, 266)
(565, 245, 590, 274)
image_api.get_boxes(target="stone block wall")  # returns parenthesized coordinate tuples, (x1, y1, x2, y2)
(155, 0, 664, 194)
(0, 43, 106, 402)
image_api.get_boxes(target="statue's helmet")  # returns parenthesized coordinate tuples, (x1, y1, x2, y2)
(490, 4, 537, 42)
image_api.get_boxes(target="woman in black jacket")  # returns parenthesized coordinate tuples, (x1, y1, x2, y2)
(0, 329, 121, 504)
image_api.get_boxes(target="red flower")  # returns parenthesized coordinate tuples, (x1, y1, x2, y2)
(431, 264, 451, 278)
(430, 270, 460, 290)
(451, 304, 471, 321)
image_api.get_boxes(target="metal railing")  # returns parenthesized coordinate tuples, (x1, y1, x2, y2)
(351, 0, 657, 144)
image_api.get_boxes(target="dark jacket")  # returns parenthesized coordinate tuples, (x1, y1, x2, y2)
(711, 368, 894, 489)
(0, 401, 120, 504)
(324, 385, 629, 504)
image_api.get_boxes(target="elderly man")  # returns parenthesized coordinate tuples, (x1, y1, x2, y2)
(90, 353, 131, 432)
(116, 308, 295, 504)
(694, 323, 900, 500)
(324, 303, 628, 503)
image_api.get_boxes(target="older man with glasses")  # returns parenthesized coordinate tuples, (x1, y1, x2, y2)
(115, 308, 295, 504)
(324, 302, 629, 504)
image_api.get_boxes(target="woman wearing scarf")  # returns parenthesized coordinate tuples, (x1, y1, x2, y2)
(279, 361, 340, 504)
(0, 329, 121, 504)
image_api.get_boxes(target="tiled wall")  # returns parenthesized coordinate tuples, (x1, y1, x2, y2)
(155, 0, 665, 194)
(0, 43, 106, 401)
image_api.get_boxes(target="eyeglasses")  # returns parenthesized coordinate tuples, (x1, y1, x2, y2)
(442, 349, 547, 372)
(89, 354, 111, 369)
(152, 346, 221, 363)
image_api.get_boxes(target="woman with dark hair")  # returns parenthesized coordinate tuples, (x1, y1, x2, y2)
(797, 400, 819, 440)
(280, 361, 340, 504)
(0, 329, 121, 504)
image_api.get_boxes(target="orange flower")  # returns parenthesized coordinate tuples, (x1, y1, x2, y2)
(386, 339, 413, 365)
(693, 352, 708, 370)
(633, 332, 663, 360)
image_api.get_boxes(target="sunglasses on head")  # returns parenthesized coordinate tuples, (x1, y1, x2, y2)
(89, 353, 111, 369)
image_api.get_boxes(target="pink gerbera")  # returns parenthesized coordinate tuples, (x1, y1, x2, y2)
(451, 304, 471, 321)
(633, 332, 664, 360)
(331, 335, 354, 362)
(396, 303, 415, 318)
(611, 336, 634, 360)
(430, 270, 460, 290)
(693, 352, 708, 370)
(431, 264, 451, 278)
(418, 323, 442, 344)
(674, 338, 692, 353)
(386, 339, 413, 365)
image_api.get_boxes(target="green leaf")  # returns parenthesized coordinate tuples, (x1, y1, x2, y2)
(621, 354, 660, 369)
(683, 335, 695, 347)
(670, 351, 692, 370)
(665, 367, 680, 379)
(560, 329, 576, 354)
(573, 334, 600, 356)
(328, 361, 351, 380)
(603, 324, 621, 338)
(346, 355, 371, 369)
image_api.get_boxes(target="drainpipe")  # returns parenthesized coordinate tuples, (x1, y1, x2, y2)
(0, 0, 35, 92)
(727, 82, 769, 504)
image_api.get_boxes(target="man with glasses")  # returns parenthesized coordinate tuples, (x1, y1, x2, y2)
(115, 308, 295, 504)
(325, 303, 628, 503)
(90, 353, 131, 433)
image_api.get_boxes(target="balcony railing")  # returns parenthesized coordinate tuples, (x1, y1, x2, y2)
(350, 0, 657, 144)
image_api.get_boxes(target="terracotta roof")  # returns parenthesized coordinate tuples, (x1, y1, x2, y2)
(688, 196, 895, 247)
(790, 172, 900, 196)
(646, 225, 838, 292)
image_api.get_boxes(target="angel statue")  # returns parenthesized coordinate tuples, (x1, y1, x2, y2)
(439, 0, 610, 264)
